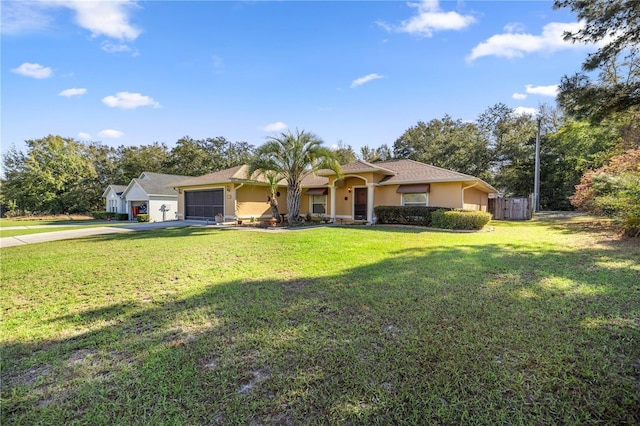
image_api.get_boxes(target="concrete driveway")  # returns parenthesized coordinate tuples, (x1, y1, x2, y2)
(0, 220, 206, 248)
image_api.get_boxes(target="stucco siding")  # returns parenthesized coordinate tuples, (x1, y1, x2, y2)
(374, 186, 401, 207)
(430, 182, 463, 208)
(463, 187, 489, 211)
(235, 185, 274, 219)
(333, 186, 352, 217)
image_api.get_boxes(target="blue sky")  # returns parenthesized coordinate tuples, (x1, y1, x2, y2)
(2, 1, 597, 156)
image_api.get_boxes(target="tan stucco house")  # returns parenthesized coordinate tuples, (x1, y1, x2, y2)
(172, 159, 497, 223)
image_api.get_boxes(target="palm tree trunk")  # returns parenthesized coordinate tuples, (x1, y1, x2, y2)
(270, 200, 280, 223)
(287, 180, 302, 223)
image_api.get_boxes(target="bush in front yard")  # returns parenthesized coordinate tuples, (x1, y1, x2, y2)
(374, 206, 451, 226)
(92, 211, 129, 221)
(136, 214, 150, 223)
(91, 211, 113, 220)
(431, 209, 492, 230)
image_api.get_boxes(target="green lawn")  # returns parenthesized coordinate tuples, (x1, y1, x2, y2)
(0, 226, 110, 238)
(0, 218, 97, 227)
(2, 217, 639, 425)
(0, 221, 132, 238)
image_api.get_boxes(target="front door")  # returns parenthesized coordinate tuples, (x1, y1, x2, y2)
(354, 188, 367, 220)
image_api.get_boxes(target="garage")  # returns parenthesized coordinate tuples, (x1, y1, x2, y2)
(185, 189, 224, 220)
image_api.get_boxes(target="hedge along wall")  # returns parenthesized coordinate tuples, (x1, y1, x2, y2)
(374, 206, 492, 230)
(431, 209, 493, 230)
(373, 206, 452, 227)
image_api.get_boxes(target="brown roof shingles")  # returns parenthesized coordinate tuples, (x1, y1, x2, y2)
(374, 159, 476, 183)
(173, 159, 496, 193)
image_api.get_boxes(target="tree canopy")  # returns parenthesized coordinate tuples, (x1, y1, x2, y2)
(1, 135, 253, 215)
(393, 114, 494, 183)
(554, 1, 640, 122)
(554, 0, 640, 71)
(2, 136, 97, 214)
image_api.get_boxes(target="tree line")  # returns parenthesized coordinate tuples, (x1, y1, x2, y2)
(3, 100, 634, 216)
(1, 136, 255, 215)
(2, 0, 638, 225)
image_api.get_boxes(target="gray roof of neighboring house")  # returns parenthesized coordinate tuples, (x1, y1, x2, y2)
(125, 172, 193, 197)
(102, 184, 128, 198)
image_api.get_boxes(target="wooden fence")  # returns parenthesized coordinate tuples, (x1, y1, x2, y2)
(489, 196, 533, 220)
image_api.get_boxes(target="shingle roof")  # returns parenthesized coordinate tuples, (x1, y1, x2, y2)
(171, 160, 497, 193)
(300, 173, 329, 186)
(102, 184, 128, 198)
(173, 165, 262, 187)
(129, 172, 192, 196)
(376, 159, 497, 192)
(324, 159, 497, 192)
(329, 160, 396, 176)
(374, 159, 477, 183)
(174, 165, 329, 187)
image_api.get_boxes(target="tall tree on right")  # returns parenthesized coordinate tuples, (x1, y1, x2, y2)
(554, 0, 640, 121)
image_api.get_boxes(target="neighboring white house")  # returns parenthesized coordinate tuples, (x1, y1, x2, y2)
(104, 172, 191, 222)
(102, 184, 128, 214)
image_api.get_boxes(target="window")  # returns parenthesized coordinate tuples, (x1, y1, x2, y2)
(311, 195, 326, 214)
(402, 193, 428, 206)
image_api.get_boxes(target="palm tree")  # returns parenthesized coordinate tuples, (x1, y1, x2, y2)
(248, 129, 342, 224)
(264, 171, 281, 223)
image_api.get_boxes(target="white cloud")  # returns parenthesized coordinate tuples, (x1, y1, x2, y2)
(61, 0, 141, 41)
(378, 0, 476, 37)
(262, 122, 288, 132)
(2, 1, 141, 41)
(99, 129, 124, 138)
(1, 1, 53, 35)
(526, 84, 559, 97)
(514, 106, 538, 116)
(59, 87, 87, 97)
(77, 132, 92, 140)
(101, 40, 139, 56)
(351, 73, 384, 88)
(468, 21, 588, 61)
(503, 22, 526, 34)
(102, 92, 160, 109)
(512, 92, 527, 100)
(12, 62, 52, 79)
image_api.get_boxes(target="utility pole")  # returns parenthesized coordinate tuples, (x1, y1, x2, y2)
(534, 117, 541, 213)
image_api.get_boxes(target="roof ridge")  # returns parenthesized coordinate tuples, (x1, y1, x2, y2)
(380, 158, 476, 179)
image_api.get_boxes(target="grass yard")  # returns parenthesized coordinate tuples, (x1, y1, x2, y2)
(1, 217, 639, 425)
(0, 226, 112, 239)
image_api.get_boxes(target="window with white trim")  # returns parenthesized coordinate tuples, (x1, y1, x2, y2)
(402, 193, 428, 206)
(311, 195, 326, 214)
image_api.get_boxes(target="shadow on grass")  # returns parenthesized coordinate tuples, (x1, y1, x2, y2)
(2, 230, 639, 425)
